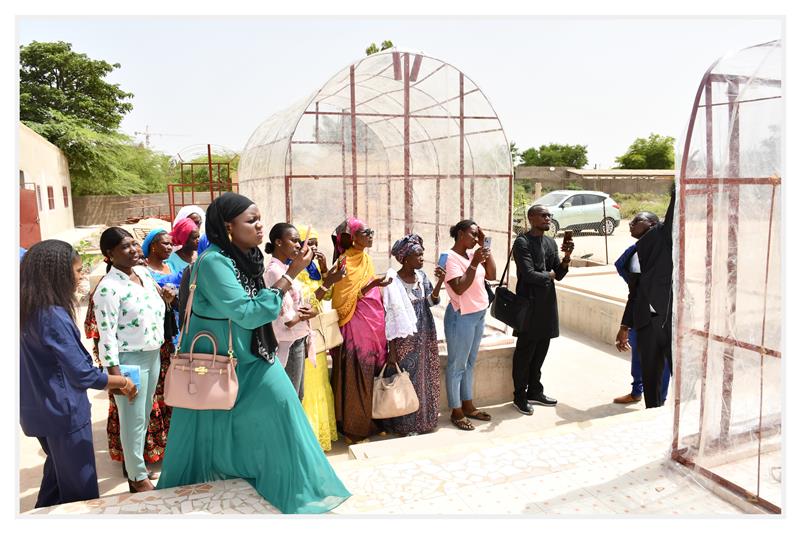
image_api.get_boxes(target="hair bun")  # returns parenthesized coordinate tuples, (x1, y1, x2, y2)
(264, 242, 275, 254)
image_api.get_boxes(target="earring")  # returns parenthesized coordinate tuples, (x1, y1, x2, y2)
(227, 231, 233, 241)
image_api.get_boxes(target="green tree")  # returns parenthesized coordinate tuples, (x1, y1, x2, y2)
(520, 143, 588, 168)
(20, 41, 133, 133)
(615, 133, 675, 169)
(366, 40, 394, 56)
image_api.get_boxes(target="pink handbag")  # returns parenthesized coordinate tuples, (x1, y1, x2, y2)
(164, 255, 239, 410)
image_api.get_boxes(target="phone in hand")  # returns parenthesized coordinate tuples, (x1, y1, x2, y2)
(483, 236, 492, 250)
(437, 252, 448, 269)
(563, 230, 573, 243)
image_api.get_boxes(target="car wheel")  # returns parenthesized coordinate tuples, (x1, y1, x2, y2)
(598, 217, 615, 236)
(546, 220, 560, 238)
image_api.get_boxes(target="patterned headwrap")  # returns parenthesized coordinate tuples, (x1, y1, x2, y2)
(391, 233, 424, 264)
(170, 218, 198, 247)
(142, 228, 167, 258)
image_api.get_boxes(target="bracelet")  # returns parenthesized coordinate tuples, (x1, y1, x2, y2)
(281, 273, 294, 284)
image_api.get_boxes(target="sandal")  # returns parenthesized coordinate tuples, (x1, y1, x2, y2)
(450, 417, 475, 431)
(464, 410, 492, 421)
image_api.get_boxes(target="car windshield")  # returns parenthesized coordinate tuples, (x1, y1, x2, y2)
(535, 193, 569, 206)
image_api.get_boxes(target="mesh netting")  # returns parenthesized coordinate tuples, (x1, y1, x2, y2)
(238, 50, 512, 273)
(673, 40, 782, 512)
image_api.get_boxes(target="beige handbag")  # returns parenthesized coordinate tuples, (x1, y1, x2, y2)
(372, 363, 419, 419)
(310, 308, 343, 351)
(164, 254, 239, 410)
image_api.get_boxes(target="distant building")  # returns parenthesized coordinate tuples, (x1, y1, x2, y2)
(19, 122, 75, 247)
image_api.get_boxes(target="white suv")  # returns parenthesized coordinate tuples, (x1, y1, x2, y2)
(534, 190, 621, 236)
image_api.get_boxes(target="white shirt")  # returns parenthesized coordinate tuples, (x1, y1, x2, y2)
(93, 265, 166, 367)
(629, 252, 657, 314)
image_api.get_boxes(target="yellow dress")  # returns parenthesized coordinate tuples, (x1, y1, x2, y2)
(296, 266, 339, 451)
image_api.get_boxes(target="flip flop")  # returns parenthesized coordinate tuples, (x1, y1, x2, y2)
(464, 410, 492, 421)
(450, 417, 475, 431)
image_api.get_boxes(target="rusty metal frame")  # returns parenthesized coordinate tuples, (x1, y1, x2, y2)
(254, 50, 513, 263)
(170, 144, 237, 222)
(674, 42, 782, 514)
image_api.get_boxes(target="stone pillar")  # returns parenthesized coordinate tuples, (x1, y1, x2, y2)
(533, 182, 542, 202)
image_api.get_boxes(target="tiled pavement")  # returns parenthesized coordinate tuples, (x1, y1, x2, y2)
(23, 407, 754, 516)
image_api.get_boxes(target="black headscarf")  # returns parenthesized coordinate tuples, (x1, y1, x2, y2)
(204, 192, 278, 362)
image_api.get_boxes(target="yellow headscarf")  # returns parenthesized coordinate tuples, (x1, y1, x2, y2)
(295, 224, 319, 243)
(331, 247, 375, 327)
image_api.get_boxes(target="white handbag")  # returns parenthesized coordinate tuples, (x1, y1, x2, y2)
(310, 308, 344, 351)
(372, 363, 420, 419)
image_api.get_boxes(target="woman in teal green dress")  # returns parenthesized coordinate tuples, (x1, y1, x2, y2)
(158, 192, 350, 514)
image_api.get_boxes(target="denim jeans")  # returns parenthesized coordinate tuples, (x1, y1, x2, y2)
(444, 304, 486, 409)
(629, 328, 671, 403)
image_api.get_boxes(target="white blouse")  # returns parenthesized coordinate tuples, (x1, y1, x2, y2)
(93, 265, 166, 367)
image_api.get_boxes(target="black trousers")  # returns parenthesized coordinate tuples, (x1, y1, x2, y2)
(35, 421, 99, 508)
(512, 332, 551, 402)
(636, 318, 672, 409)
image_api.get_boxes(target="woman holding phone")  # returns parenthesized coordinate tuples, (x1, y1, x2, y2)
(330, 217, 391, 444)
(293, 224, 346, 451)
(443, 219, 497, 431)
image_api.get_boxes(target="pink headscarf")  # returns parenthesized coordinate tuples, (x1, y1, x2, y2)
(170, 218, 198, 247)
(332, 216, 365, 257)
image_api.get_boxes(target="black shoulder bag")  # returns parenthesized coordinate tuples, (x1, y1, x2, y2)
(489, 241, 531, 333)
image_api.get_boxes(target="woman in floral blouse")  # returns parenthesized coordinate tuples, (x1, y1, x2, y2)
(93, 227, 167, 493)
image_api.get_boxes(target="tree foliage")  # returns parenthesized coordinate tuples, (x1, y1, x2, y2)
(366, 40, 394, 56)
(614, 133, 675, 169)
(520, 143, 588, 168)
(20, 41, 133, 133)
(19, 41, 175, 195)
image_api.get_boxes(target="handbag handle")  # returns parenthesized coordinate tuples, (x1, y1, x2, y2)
(187, 331, 218, 364)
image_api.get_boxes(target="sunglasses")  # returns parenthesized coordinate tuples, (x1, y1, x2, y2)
(357, 228, 375, 237)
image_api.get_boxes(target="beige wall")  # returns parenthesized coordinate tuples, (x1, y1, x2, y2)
(19, 122, 74, 239)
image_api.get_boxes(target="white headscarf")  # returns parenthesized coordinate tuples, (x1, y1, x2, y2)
(172, 205, 206, 233)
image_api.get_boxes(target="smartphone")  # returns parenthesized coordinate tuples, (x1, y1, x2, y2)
(484, 236, 492, 250)
(563, 230, 573, 243)
(437, 252, 448, 269)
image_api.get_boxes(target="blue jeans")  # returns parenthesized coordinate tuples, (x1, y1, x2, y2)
(444, 304, 486, 409)
(630, 329, 671, 403)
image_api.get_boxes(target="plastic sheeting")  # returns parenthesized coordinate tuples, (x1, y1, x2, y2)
(673, 40, 782, 512)
(238, 50, 512, 273)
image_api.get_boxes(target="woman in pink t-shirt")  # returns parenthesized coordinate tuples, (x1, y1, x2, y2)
(443, 219, 497, 431)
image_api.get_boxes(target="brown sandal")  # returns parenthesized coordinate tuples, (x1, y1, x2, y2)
(451, 416, 475, 431)
(464, 410, 492, 421)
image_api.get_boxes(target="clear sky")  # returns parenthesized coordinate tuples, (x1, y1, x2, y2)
(16, 16, 781, 168)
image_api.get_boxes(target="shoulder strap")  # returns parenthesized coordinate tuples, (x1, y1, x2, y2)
(180, 250, 210, 340)
(498, 238, 517, 287)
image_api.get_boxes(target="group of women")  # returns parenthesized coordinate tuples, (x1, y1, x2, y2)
(19, 191, 497, 513)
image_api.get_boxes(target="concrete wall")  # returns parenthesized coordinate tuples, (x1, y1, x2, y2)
(515, 166, 673, 196)
(73, 192, 214, 226)
(19, 122, 74, 239)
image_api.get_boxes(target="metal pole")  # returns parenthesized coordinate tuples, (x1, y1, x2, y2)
(603, 201, 608, 264)
(404, 53, 412, 235)
(207, 144, 214, 201)
(459, 72, 465, 219)
(350, 65, 358, 217)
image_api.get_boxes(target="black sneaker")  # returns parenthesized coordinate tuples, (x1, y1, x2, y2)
(513, 399, 533, 415)
(528, 394, 557, 407)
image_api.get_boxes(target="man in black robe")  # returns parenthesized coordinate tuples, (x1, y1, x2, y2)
(615, 188, 676, 408)
(511, 204, 573, 415)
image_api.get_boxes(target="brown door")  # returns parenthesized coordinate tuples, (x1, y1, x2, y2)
(20, 188, 41, 249)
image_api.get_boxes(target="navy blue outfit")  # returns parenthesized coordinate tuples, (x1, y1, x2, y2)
(20, 306, 109, 508)
(615, 245, 670, 402)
